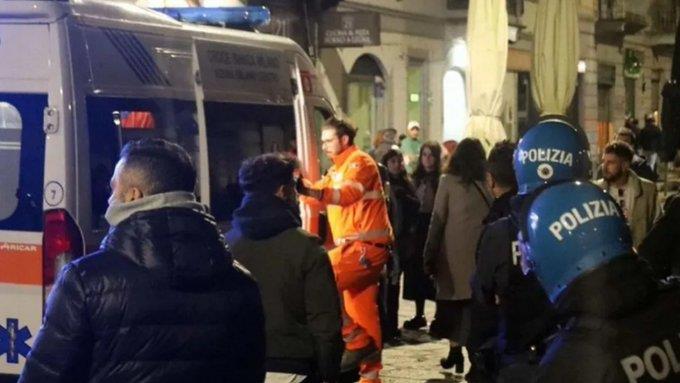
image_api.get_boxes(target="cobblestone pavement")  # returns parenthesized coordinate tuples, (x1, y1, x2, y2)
(380, 299, 471, 383)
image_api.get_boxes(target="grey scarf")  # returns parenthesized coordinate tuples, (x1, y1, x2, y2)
(105, 191, 205, 227)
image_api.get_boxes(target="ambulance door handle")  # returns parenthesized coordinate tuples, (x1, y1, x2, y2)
(43, 107, 59, 135)
(291, 78, 298, 95)
(195, 70, 202, 86)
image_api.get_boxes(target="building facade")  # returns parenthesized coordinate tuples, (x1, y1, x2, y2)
(122, 0, 677, 155)
(317, 0, 676, 155)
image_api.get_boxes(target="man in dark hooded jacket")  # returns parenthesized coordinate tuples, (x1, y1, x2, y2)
(227, 153, 343, 383)
(20, 139, 266, 383)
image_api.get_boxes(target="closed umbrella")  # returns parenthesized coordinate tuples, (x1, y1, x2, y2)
(464, 0, 508, 151)
(531, 0, 579, 116)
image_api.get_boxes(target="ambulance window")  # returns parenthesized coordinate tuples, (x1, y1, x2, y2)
(0, 95, 46, 231)
(204, 102, 296, 225)
(313, 107, 332, 174)
(87, 97, 199, 230)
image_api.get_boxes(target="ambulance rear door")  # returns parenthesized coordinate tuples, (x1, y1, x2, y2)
(191, 37, 303, 231)
(0, 20, 52, 375)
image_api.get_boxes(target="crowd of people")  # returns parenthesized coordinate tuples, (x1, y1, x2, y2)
(15, 114, 680, 383)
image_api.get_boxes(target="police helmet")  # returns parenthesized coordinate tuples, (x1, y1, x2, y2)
(514, 119, 591, 195)
(517, 181, 632, 302)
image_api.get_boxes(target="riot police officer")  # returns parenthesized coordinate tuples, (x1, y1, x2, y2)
(518, 180, 680, 383)
(471, 118, 591, 382)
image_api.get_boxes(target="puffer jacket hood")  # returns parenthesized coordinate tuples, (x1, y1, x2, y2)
(230, 192, 301, 241)
(101, 207, 232, 289)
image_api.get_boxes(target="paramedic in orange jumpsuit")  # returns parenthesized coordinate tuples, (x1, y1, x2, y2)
(299, 117, 393, 383)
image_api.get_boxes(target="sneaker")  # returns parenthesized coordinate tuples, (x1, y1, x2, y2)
(340, 344, 379, 372)
(403, 316, 427, 330)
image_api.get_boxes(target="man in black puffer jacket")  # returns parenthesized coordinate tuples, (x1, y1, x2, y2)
(227, 153, 343, 383)
(20, 139, 266, 383)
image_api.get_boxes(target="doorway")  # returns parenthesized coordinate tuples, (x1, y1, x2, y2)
(347, 55, 386, 151)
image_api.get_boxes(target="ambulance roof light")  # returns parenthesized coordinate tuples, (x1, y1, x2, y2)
(153, 6, 271, 30)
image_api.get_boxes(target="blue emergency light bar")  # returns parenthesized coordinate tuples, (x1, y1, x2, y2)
(153, 6, 271, 29)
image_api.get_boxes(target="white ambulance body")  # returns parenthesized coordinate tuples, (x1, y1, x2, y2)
(0, 0, 332, 377)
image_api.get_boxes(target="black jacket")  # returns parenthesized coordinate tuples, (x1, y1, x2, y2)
(631, 155, 658, 182)
(639, 123, 663, 152)
(387, 174, 419, 259)
(473, 210, 555, 355)
(467, 191, 515, 352)
(638, 193, 680, 277)
(227, 193, 343, 382)
(482, 190, 514, 226)
(20, 207, 266, 383)
(535, 256, 680, 382)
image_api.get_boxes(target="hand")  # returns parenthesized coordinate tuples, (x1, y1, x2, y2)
(296, 177, 323, 201)
(295, 176, 312, 196)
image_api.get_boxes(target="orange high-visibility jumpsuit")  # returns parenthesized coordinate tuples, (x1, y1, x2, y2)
(304, 145, 393, 383)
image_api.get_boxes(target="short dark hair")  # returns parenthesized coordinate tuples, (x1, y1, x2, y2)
(238, 153, 297, 194)
(487, 140, 517, 189)
(604, 141, 634, 163)
(120, 138, 196, 195)
(444, 138, 486, 184)
(323, 117, 358, 145)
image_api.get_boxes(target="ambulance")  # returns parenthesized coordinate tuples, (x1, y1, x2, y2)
(0, 0, 334, 377)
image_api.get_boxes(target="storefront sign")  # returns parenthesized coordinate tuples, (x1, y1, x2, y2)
(320, 12, 380, 47)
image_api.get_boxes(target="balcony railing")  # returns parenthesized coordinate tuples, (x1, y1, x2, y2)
(649, 1, 678, 34)
(446, 0, 524, 18)
(599, 0, 626, 20)
(596, 0, 648, 45)
(648, 0, 678, 56)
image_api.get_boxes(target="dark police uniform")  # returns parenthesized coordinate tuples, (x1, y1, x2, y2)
(535, 256, 680, 383)
(474, 216, 555, 358)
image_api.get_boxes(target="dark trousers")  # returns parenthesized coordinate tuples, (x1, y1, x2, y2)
(379, 253, 400, 342)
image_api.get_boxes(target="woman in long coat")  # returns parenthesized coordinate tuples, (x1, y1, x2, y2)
(423, 138, 492, 372)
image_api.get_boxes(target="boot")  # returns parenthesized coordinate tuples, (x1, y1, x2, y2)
(403, 316, 427, 330)
(440, 346, 464, 374)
